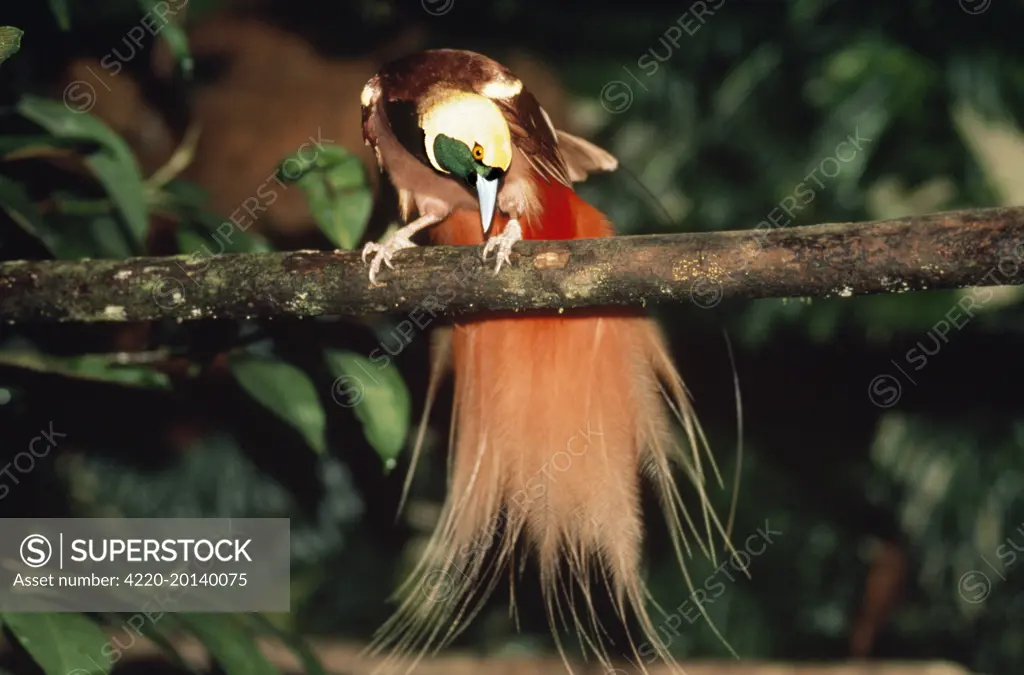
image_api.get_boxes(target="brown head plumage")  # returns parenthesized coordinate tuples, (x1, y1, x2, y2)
(360, 49, 617, 229)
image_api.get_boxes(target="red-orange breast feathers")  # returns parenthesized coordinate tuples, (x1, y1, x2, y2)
(432, 177, 608, 245)
(367, 177, 736, 674)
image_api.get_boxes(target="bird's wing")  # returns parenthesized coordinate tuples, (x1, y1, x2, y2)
(483, 84, 618, 186)
(362, 50, 618, 186)
(362, 75, 423, 155)
(487, 87, 573, 187)
(360, 73, 385, 170)
(555, 129, 619, 183)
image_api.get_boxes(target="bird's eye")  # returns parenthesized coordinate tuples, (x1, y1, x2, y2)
(472, 144, 485, 161)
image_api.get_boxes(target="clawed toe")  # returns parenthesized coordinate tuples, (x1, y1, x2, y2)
(359, 214, 442, 284)
(492, 250, 512, 275)
(361, 237, 413, 284)
(481, 219, 522, 275)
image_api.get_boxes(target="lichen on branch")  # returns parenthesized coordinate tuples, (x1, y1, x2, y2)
(1, 206, 1023, 324)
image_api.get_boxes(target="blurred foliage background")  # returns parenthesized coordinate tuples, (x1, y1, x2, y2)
(1, 0, 1024, 673)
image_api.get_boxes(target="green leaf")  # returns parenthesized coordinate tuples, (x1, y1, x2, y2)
(17, 95, 148, 253)
(28, 212, 133, 260)
(0, 27, 24, 66)
(162, 181, 275, 255)
(228, 353, 327, 455)
(174, 614, 279, 675)
(0, 135, 102, 158)
(0, 181, 126, 260)
(278, 146, 372, 250)
(177, 227, 211, 256)
(85, 214, 135, 258)
(136, 626, 199, 673)
(0, 173, 56, 253)
(325, 349, 410, 471)
(243, 613, 327, 675)
(48, 1, 70, 30)
(177, 214, 274, 256)
(1, 612, 111, 675)
(163, 178, 209, 203)
(100, 612, 201, 674)
(0, 351, 171, 389)
(176, 0, 222, 22)
(138, 0, 193, 79)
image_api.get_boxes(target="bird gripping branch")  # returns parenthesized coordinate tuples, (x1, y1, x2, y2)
(358, 48, 737, 674)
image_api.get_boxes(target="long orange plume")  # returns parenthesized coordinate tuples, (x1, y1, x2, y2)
(366, 178, 739, 674)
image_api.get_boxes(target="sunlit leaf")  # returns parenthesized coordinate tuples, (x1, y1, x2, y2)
(277, 146, 372, 250)
(174, 614, 279, 675)
(0, 613, 110, 675)
(17, 96, 148, 253)
(0, 27, 24, 66)
(325, 349, 410, 471)
(228, 353, 327, 455)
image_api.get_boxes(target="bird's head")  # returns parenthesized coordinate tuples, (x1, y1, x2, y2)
(419, 90, 512, 233)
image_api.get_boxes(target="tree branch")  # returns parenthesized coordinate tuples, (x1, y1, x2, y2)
(1, 206, 1023, 324)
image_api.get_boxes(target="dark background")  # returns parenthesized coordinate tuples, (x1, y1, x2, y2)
(1, 0, 1023, 673)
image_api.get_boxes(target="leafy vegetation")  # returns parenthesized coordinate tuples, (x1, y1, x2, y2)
(1, 0, 1023, 673)
(0, 3, 388, 671)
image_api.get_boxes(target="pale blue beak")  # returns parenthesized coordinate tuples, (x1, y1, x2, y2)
(475, 175, 499, 233)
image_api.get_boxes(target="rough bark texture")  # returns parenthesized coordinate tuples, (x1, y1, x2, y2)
(1, 206, 1023, 324)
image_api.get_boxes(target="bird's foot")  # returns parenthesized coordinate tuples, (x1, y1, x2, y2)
(361, 229, 416, 284)
(481, 219, 523, 275)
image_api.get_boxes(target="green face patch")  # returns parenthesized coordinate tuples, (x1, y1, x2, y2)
(432, 134, 497, 184)
(432, 134, 475, 180)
